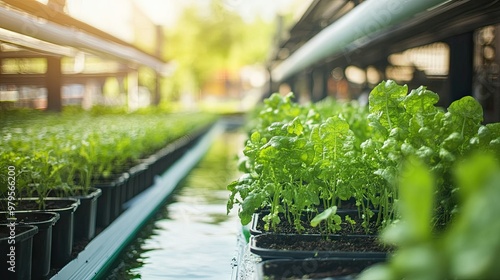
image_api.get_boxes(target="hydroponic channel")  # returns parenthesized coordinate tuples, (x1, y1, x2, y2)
(104, 123, 245, 279)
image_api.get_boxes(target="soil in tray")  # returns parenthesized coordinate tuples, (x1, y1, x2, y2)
(13, 199, 76, 210)
(255, 212, 379, 236)
(259, 234, 386, 253)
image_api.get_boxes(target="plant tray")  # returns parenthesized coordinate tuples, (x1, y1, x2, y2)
(250, 233, 389, 260)
(256, 258, 385, 280)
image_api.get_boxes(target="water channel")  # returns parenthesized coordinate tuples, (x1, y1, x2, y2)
(105, 123, 245, 279)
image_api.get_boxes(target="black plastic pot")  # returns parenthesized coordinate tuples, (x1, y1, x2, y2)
(43, 198, 79, 268)
(153, 124, 210, 174)
(10, 198, 79, 268)
(141, 154, 160, 178)
(125, 166, 138, 201)
(250, 233, 388, 260)
(154, 145, 176, 174)
(139, 158, 154, 190)
(256, 258, 385, 280)
(137, 163, 149, 194)
(66, 188, 102, 241)
(0, 212, 59, 280)
(0, 224, 38, 280)
(112, 174, 127, 220)
(95, 173, 128, 227)
(128, 164, 147, 199)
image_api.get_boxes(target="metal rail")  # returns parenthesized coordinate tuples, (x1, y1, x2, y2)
(0, 5, 166, 71)
(271, 0, 449, 82)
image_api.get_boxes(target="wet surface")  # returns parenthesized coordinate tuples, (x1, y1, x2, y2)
(105, 128, 245, 280)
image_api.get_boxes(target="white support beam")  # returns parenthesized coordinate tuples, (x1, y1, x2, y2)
(0, 5, 166, 72)
(271, 0, 449, 82)
(127, 70, 139, 112)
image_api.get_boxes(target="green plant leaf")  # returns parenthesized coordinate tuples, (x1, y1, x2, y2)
(447, 96, 483, 123)
(369, 80, 408, 130)
(403, 86, 439, 116)
(445, 96, 483, 138)
(454, 152, 498, 201)
(445, 153, 500, 279)
(283, 117, 304, 136)
(319, 116, 350, 161)
(239, 192, 265, 225)
(398, 157, 434, 242)
(310, 206, 337, 227)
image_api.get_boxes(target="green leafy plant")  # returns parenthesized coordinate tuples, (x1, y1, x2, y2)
(358, 153, 500, 280)
(363, 81, 499, 227)
(227, 80, 500, 237)
(227, 92, 367, 233)
(0, 109, 217, 208)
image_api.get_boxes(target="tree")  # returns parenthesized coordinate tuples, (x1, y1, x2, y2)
(162, 0, 275, 101)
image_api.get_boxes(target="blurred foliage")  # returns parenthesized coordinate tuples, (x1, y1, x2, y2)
(162, 0, 275, 101)
(138, 66, 157, 94)
(358, 153, 500, 280)
(103, 77, 121, 97)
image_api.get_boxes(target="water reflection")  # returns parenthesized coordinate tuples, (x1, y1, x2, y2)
(106, 128, 245, 279)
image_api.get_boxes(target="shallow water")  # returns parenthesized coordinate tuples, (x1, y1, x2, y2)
(105, 128, 245, 280)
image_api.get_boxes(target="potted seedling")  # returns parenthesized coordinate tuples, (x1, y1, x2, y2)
(229, 81, 500, 273)
(0, 151, 79, 269)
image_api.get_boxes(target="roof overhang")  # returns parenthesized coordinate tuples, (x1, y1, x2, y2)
(0, 2, 167, 72)
(270, 0, 500, 82)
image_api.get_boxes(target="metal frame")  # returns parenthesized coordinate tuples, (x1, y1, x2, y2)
(0, 5, 166, 71)
(271, 0, 449, 82)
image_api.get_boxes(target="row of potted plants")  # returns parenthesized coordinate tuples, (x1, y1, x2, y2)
(1, 110, 215, 197)
(0, 109, 217, 279)
(253, 153, 500, 279)
(227, 80, 500, 279)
